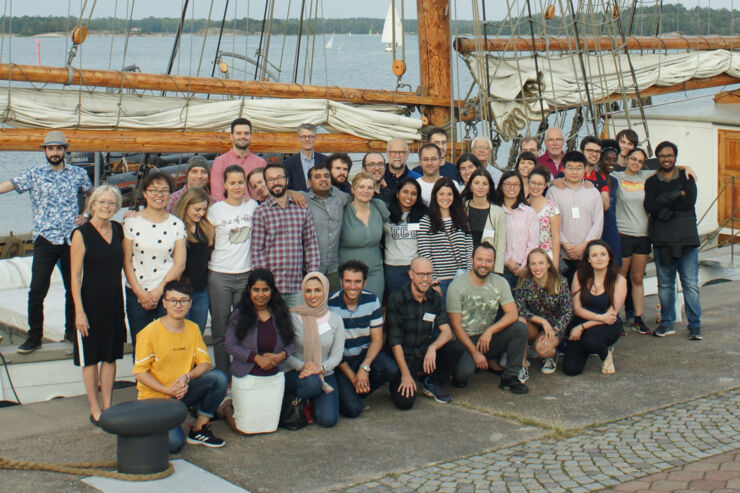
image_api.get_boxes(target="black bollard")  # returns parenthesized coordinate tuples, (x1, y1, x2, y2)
(99, 399, 187, 475)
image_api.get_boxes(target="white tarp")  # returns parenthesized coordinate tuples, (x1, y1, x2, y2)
(0, 89, 422, 141)
(466, 49, 740, 139)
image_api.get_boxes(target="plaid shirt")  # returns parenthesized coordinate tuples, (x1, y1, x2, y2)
(250, 195, 320, 294)
(386, 283, 449, 360)
(11, 162, 92, 244)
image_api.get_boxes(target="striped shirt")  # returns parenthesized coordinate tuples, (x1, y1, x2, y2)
(504, 203, 540, 268)
(328, 289, 383, 358)
(417, 215, 473, 281)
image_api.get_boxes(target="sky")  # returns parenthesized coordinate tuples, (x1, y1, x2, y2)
(7, 0, 738, 22)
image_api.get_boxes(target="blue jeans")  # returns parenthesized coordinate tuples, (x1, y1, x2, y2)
(653, 247, 701, 329)
(168, 369, 228, 453)
(384, 264, 410, 299)
(187, 288, 209, 335)
(284, 371, 339, 428)
(334, 351, 399, 418)
(126, 287, 165, 356)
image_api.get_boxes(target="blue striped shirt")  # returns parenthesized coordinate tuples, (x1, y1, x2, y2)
(328, 289, 383, 358)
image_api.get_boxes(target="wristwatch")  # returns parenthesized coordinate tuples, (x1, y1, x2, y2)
(360, 364, 372, 373)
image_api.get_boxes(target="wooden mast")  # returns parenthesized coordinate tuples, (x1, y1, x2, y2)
(416, 0, 452, 127)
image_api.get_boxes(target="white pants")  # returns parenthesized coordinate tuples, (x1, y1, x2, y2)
(232, 372, 285, 434)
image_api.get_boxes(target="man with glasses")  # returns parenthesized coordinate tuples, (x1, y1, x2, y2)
(284, 123, 327, 192)
(211, 117, 266, 202)
(644, 141, 702, 340)
(538, 127, 566, 178)
(0, 130, 92, 353)
(471, 136, 503, 186)
(383, 139, 420, 195)
(386, 257, 465, 408)
(362, 152, 388, 198)
(416, 143, 444, 206)
(251, 163, 320, 307)
(134, 280, 227, 451)
(546, 151, 604, 284)
(412, 128, 457, 179)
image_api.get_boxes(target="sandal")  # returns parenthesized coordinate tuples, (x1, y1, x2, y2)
(601, 347, 615, 375)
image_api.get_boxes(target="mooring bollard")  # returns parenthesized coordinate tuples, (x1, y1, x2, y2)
(99, 399, 187, 475)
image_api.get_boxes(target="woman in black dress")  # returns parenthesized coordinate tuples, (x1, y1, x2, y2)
(70, 185, 126, 425)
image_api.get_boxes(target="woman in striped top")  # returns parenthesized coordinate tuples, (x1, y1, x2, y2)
(496, 171, 540, 289)
(417, 177, 473, 297)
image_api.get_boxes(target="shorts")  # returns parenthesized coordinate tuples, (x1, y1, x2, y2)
(620, 234, 651, 257)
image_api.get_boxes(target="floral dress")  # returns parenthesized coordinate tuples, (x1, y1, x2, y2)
(535, 199, 560, 258)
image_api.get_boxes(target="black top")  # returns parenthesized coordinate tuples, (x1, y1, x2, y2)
(468, 206, 489, 248)
(183, 228, 210, 291)
(386, 282, 449, 360)
(644, 169, 699, 251)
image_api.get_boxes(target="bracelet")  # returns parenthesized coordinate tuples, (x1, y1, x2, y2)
(184, 373, 190, 384)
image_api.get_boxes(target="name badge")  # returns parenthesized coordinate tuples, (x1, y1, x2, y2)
(407, 222, 420, 232)
(571, 206, 580, 219)
(422, 312, 436, 323)
(318, 322, 331, 335)
(483, 228, 495, 239)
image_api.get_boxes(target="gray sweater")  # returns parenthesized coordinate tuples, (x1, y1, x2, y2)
(285, 312, 346, 376)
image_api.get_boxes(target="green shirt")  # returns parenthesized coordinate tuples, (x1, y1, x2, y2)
(446, 273, 513, 336)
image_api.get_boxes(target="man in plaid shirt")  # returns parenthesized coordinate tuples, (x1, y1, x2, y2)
(251, 162, 320, 306)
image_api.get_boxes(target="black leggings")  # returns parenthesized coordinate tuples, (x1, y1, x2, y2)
(563, 322, 621, 376)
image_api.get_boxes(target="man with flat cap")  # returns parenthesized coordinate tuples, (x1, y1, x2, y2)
(0, 131, 92, 353)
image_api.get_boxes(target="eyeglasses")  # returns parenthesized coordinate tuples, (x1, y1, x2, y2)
(299, 134, 317, 140)
(146, 188, 170, 196)
(502, 182, 521, 188)
(628, 156, 645, 163)
(657, 154, 676, 160)
(583, 148, 601, 154)
(472, 146, 490, 151)
(411, 271, 434, 279)
(265, 175, 287, 184)
(164, 298, 192, 306)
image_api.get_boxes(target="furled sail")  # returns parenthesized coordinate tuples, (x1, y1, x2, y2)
(465, 49, 740, 139)
(0, 88, 422, 141)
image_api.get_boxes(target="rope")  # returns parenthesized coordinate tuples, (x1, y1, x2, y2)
(0, 457, 174, 482)
(196, 0, 216, 77)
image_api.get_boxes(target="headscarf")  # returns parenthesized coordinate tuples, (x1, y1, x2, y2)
(291, 272, 333, 393)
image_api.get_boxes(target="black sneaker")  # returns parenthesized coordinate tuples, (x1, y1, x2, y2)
(422, 378, 451, 403)
(451, 378, 468, 389)
(186, 424, 225, 448)
(688, 328, 703, 341)
(633, 318, 652, 335)
(17, 336, 42, 354)
(499, 376, 529, 394)
(653, 325, 676, 337)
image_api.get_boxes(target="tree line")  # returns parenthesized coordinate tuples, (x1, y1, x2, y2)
(2, 4, 737, 37)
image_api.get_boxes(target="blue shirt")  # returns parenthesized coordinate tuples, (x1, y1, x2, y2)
(328, 289, 383, 358)
(299, 152, 316, 185)
(12, 163, 92, 244)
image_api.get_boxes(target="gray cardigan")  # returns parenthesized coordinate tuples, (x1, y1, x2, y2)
(285, 311, 345, 376)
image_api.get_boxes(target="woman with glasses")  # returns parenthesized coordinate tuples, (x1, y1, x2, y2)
(339, 172, 389, 300)
(496, 171, 540, 289)
(207, 165, 258, 376)
(123, 170, 186, 353)
(460, 168, 506, 274)
(417, 177, 473, 297)
(527, 167, 561, 263)
(71, 185, 126, 426)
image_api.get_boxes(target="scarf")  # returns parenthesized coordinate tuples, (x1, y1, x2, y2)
(291, 272, 333, 393)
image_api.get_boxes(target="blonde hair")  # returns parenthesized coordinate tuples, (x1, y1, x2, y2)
(516, 248, 563, 295)
(86, 185, 122, 215)
(351, 171, 376, 190)
(172, 187, 214, 246)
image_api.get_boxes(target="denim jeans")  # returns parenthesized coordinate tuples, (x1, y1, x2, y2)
(28, 237, 74, 341)
(653, 247, 701, 329)
(168, 369, 228, 453)
(125, 287, 165, 356)
(334, 351, 399, 418)
(284, 371, 339, 428)
(384, 264, 410, 299)
(187, 288, 209, 335)
(208, 270, 250, 376)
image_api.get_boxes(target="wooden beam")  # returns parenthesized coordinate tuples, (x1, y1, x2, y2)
(714, 89, 740, 104)
(454, 35, 740, 53)
(0, 63, 460, 109)
(0, 129, 389, 154)
(416, 0, 452, 126)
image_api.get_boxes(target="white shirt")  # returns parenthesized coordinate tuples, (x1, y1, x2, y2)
(207, 199, 258, 273)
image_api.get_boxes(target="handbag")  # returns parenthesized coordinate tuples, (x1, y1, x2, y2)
(279, 392, 308, 430)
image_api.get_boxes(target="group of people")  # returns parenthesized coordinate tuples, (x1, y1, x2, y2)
(0, 120, 702, 452)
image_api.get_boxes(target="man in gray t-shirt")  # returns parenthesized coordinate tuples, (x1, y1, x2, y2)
(446, 242, 529, 394)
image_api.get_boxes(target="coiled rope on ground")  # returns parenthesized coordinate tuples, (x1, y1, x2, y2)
(0, 456, 174, 482)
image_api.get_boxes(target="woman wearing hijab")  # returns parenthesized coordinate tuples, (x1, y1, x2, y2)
(284, 272, 346, 428)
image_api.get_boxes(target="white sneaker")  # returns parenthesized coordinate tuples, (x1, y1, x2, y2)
(518, 366, 530, 383)
(541, 357, 557, 375)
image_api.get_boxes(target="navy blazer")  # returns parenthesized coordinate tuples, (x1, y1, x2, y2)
(283, 152, 328, 192)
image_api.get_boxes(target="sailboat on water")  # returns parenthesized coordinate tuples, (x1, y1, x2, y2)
(381, 3, 403, 52)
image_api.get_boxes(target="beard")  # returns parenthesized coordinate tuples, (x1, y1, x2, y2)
(270, 184, 287, 198)
(46, 154, 64, 166)
(472, 267, 490, 280)
(331, 175, 347, 186)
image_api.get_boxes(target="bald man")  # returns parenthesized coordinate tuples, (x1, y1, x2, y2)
(538, 127, 566, 177)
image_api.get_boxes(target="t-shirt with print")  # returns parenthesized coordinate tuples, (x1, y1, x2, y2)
(383, 212, 420, 266)
(134, 319, 211, 400)
(207, 199, 258, 273)
(124, 215, 186, 291)
(446, 272, 513, 337)
(612, 170, 651, 237)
